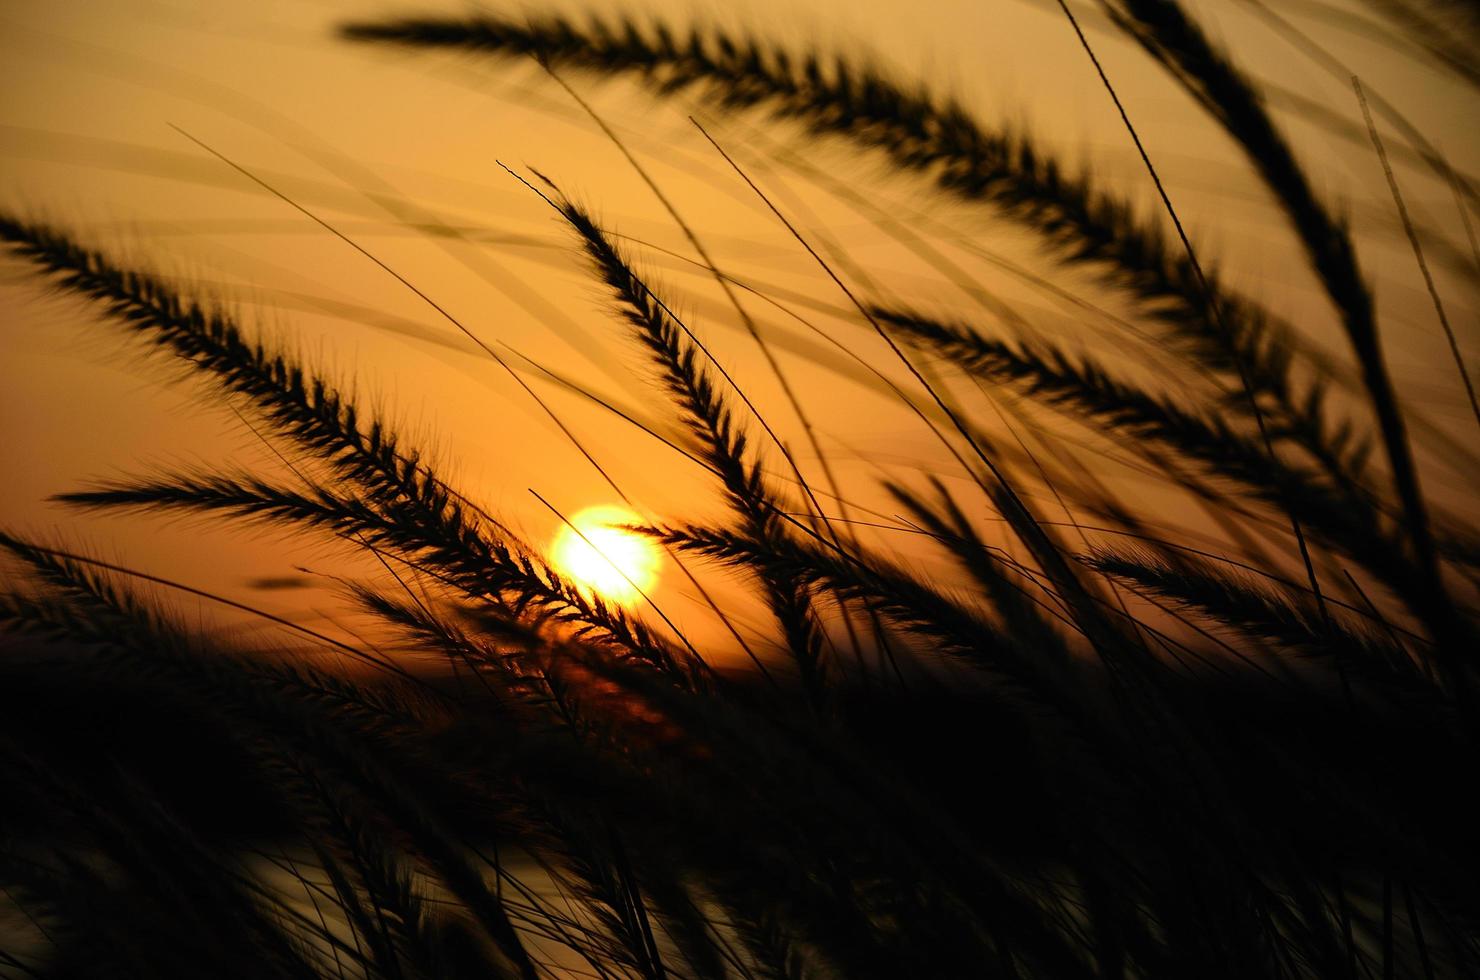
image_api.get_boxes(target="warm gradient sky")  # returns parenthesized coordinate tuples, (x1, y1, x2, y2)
(2, 0, 1476, 659)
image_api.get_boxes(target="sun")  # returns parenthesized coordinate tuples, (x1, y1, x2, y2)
(549, 505, 661, 606)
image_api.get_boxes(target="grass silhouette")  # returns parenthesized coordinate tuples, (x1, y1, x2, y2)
(2, 2, 1478, 977)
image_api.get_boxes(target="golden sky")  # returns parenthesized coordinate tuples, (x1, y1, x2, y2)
(2, 0, 1476, 660)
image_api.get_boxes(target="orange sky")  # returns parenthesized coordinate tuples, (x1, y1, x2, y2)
(2, 0, 1476, 662)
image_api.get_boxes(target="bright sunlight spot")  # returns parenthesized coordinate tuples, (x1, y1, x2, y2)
(549, 505, 660, 606)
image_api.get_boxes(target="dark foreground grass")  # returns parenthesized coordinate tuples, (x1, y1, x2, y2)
(2, 3, 1478, 977)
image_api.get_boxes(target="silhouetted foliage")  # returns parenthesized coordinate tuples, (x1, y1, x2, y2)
(3, 3, 1477, 977)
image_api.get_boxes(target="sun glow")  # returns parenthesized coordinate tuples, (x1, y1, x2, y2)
(549, 505, 661, 606)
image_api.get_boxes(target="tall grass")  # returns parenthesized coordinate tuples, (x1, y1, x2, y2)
(3, 3, 1477, 978)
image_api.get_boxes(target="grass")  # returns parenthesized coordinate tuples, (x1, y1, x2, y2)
(2, 2, 1478, 977)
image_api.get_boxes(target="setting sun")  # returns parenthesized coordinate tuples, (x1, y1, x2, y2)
(549, 505, 661, 606)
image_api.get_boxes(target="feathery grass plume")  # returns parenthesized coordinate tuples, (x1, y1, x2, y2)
(0, 215, 439, 514)
(53, 469, 687, 677)
(869, 306, 1475, 655)
(339, 14, 1358, 462)
(1085, 546, 1431, 690)
(334, 12, 1206, 314)
(1100, 0, 1451, 650)
(645, 520, 1114, 736)
(888, 476, 1075, 663)
(542, 190, 830, 705)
